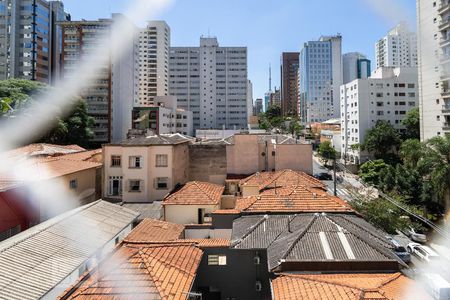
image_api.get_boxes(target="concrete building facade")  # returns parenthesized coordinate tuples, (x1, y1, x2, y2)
(340, 67, 418, 163)
(0, 0, 69, 83)
(299, 35, 343, 123)
(343, 52, 371, 84)
(375, 22, 418, 68)
(280, 52, 300, 116)
(134, 21, 170, 107)
(417, 0, 450, 140)
(169, 37, 248, 130)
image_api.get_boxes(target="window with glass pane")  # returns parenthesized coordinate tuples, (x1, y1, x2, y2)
(129, 156, 142, 168)
(111, 155, 121, 167)
(155, 154, 168, 167)
(155, 177, 168, 189)
(129, 180, 141, 192)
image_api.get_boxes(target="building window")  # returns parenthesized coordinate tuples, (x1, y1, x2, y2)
(155, 177, 168, 190)
(129, 156, 142, 168)
(69, 179, 78, 189)
(155, 154, 168, 167)
(129, 180, 142, 192)
(111, 155, 121, 167)
(208, 255, 227, 265)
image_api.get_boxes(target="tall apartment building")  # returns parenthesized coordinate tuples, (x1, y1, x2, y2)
(375, 22, 418, 68)
(280, 52, 299, 116)
(253, 98, 263, 116)
(59, 15, 137, 144)
(417, 0, 450, 140)
(343, 52, 371, 84)
(247, 79, 253, 123)
(134, 21, 170, 107)
(0, 0, 69, 83)
(340, 67, 418, 164)
(169, 37, 248, 130)
(269, 87, 281, 107)
(299, 35, 343, 123)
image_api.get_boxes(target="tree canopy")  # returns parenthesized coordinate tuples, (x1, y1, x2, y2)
(0, 79, 94, 148)
(401, 107, 420, 140)
(361, 120, 401, 161)
(318, 141, 336, 166)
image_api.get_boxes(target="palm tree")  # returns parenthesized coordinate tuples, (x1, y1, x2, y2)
(399, 139, 423, 169)
(417, 134, 450, 210)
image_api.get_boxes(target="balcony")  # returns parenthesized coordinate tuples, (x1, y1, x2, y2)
(440, 37, 450, 48)
(443, 122, 450, 131)
(442, 88, 450, 97)
(443, 105, 450, 114)
(439, 1, 450, 15)
(439, 19, 450, 31)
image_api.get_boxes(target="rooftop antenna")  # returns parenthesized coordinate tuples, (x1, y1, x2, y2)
(269, 64, 272, 91)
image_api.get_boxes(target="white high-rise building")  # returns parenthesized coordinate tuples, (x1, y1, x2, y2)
(417, 0, 450, 140)
(375, 22, 418, 68)
(298, 35, 343, 123)
(340, 67, 418, 164)
(247, 80, 253, 123)
(343, 52, 371, 84)
(134, 21, 170, 107)
(169, 37, 248, 130)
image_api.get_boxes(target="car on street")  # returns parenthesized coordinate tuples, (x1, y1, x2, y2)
(406, 227, 427, 243)
(386, 236, 411, 263)
(406, 243, 440, 263)
(313, 172, 332, 180)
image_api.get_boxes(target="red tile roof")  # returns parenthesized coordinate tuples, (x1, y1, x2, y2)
(240, 169, 326, 191)
(234, 185, 353, 213)
(60, 244, 203, 300)
(177, 239, 230, 248)
(271, 273, 432, 300)
(163, 181, 225, 205)
(59, 149, 102, 162)
(124, 218, 185, 243)
(0, 156, 101, 191)
(2, 143, 85, 160)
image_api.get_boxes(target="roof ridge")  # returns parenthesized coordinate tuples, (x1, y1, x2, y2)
(280, 214, 317, 261)
(378, 272, 402, 288)
(285, 274, 366, 293)
(192, 181, 217, 202)
(231, 215, 268, 247)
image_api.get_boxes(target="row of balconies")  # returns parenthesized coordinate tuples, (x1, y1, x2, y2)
(439, 0, 450, 15)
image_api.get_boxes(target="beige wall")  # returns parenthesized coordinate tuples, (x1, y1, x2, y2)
(275, 144, 313, 174)
(103, 143, 189, 203)
(226, 135, 260, 174)
(242, 185, 259, 197)
(227, 135, 313, 175)
(164, 204, 219, 224)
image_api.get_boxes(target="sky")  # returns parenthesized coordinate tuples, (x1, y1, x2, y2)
(62, 0, 416, 101)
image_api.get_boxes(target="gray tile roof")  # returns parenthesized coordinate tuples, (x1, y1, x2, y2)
(231, 213, 400, 271)
(113, 133, 193, 146)
(0, 200, 139, 300)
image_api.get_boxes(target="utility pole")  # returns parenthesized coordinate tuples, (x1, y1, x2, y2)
(333, 157, 337, 196)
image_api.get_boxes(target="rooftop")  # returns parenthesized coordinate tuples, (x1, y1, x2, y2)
(1, 143, 85, 161)
(234, 185, 353, 214)
(231, 213, 400, 272)
(0, 200, 139, 300)
(110, 133, 192, 146)
(163, 181, 225, 206)
(271, 273, 431, 300)
(60, 244, 203, 300)
(124, 218, 185, 243)
(239, 169, 326, 191)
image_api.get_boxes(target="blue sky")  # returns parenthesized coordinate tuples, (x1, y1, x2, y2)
(63, 0, 416, 101)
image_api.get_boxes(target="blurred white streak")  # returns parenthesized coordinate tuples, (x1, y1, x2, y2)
(0, 0, 173, 153)
(363, 0, 414, 27)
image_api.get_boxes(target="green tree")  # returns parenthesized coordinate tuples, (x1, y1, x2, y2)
(401, 107, 420, 140)
(361, 120, 401, 160)
(417, 134, 450, 209)
(399, 139, 423, 169)
(358, 159, 388, 186)
(0, 79, 94, 148)
(318, 141, 336, 166)
(265, 104, 281, 119)
(0, 79, 46, 115)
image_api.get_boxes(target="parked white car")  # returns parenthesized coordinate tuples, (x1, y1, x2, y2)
(406, 227, 427, 243)
(406, 243, 439, 263)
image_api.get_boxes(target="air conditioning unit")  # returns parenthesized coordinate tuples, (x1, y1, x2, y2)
(254, 255, 260, 265)
(255, 281, 262, 292)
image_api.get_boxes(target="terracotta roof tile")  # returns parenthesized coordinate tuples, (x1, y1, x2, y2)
(0, 157, 101, 191)
(234, 185, 353, 213)
(124, 219, 185, 243)
(177, 239, 230, 248)
(271, 273, 431, 300)
(240, 169, 326, 191)
(59, 149, 102, 162)
(60, 244, 203, 300)
(163, 181, 225, 205)
(2, 143, 85, 160)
